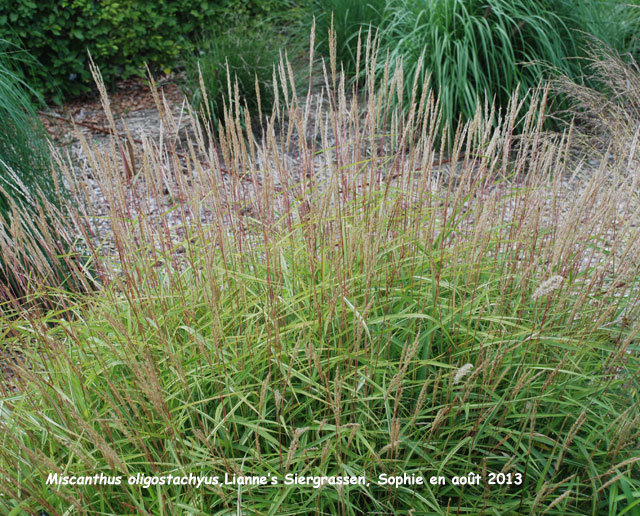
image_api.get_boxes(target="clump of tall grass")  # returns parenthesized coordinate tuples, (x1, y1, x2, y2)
(0, 34, 639, 515)
(312, 0, 640, 142)
(554, 44, 640, 161)
(378, 0, 584, 137)
(0, 42, 51, 198)
(0, 42, 90, 302)
(184, 15, 300, 130)
(552, 0, 640, 57)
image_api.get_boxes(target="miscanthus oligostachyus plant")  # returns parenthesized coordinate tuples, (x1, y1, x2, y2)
(0, 30, 639, 516)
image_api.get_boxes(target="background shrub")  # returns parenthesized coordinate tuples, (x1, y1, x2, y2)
(0, 0, 295, 102)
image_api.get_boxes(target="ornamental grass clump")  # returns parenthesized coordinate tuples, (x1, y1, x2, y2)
(555, 44, 640, 160)
(0, 42, 91, 302)
(312, 0, 640, 142)
(184, 6, 306, 131)
(184, 23, 283, 130)
(0, 33, 639, 515)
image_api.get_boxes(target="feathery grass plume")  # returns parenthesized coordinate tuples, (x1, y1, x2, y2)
(554, 43, 640, 160)
(532, 274, 564, 300)
(452, 363, 474, 385)
(0, 30, 639, 515)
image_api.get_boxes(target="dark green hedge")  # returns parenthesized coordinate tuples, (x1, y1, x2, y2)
(0, 0, 289, 102)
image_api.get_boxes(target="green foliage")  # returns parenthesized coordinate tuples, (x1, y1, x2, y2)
(0, 42, 90, 299)
(311, 0, 640, 141)
(605, 473, 640, 516)
(549, 0, 640, 57)
(380, 0, 583, 140)
(185, 21, 285, 129)
(0, 0, 237, 101)
(0, 43, 53, 291)
(313, 0, 386, 77)
(0, 42, 51, 204)
(211, 0, 299, 24)
(185, 3, 306, 129)
(1, 44, 640, 513)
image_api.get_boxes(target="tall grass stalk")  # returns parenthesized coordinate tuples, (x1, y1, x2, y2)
(0, 34, 639, 515)
(313, 0, 386, 78)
